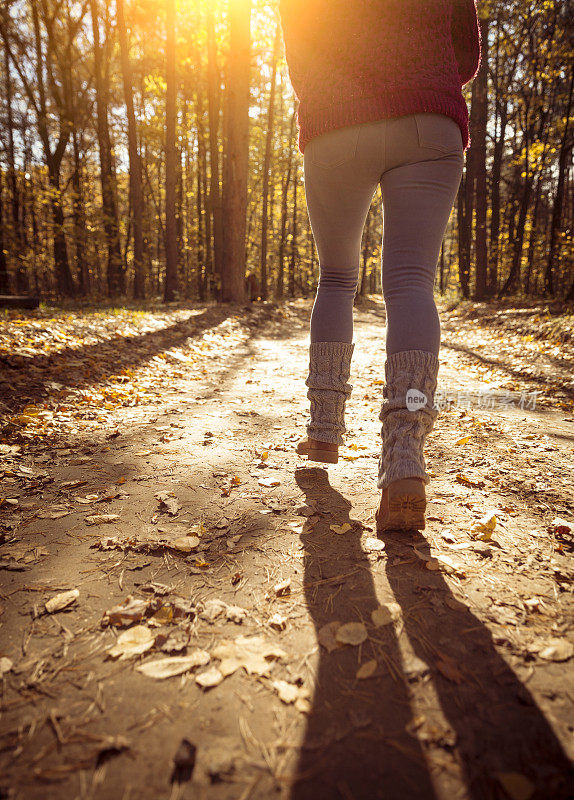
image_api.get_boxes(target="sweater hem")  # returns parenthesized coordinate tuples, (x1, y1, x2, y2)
(297, 90, 470, 155)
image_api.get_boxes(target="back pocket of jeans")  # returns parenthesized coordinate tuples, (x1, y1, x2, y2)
(414, 113, 462, 155)
(309, 126, 360, 168)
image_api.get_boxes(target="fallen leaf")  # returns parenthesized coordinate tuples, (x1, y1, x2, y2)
(330, 523, 352, 535)
(550, 517, 574, 535)
(272, 679, 300, 704)
(106, 625, 155, 660)
(200, 599, 227, 622)
(274, 578, 291, 596)
(85, 513, 120, 525)
(0, 657, 13, 677)
(45, 589, 79, 614)
(136, 650, 210, 678)
(258, 477, 280, 487)
(211, 635, 286, 677)
(455, 473, 485, 489)
(454, 435, 471, 445)
(103, 596, 149, 627)
(471, 511, 497, 540)
(363, 537, 385, 553)
(155, 492, 181, 516)
(318, 621, 343, 652)
(371, 603, 401, 627)
(538, 638, 574, 662)
(195, 666, 224, 689)
(269, 613, 287, 631)
(170, 536, 200, 553)
(335, 622, 368, 646)
(356, 660, 377, 680)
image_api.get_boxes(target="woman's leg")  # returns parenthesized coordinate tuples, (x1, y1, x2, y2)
(303, 126, 380, 342)
(376, 114, 464, 505)
(301, 124, 380, 445)
(380, 120, 464, 357)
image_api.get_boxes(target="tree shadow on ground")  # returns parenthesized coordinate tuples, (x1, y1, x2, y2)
(292, 468, 573, 800)
(440, 341, 574, 400)
(0, 302, 280, 415)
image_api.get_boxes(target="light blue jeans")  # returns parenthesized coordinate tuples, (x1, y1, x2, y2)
(303, 113, 464, 356)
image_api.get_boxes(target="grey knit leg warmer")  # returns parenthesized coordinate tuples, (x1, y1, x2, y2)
(377, 350, 439, 489)
(305, 341, 355, 446)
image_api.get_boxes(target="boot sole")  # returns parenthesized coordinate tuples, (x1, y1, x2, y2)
(297, 445, 339, 464)
(376, 492, 426, 532)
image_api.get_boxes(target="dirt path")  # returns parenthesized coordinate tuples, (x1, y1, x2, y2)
(1, 298, 573, 800)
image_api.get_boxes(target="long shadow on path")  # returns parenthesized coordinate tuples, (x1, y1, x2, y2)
(292, 468, 437, 800)
(291, 468, 573, 800)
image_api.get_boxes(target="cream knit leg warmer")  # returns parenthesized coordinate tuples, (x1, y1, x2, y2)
(377, 350, 439, 489)
(305, 341, 355, 446)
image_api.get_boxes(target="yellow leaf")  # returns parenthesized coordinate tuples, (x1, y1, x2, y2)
(330, 523, 352, 535)
(455, 435, 471, 445)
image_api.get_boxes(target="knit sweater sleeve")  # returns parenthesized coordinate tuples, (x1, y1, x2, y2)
(451, 0, 482, 85)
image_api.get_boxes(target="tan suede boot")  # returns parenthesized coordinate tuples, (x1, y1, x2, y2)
(296, 341, 355, 464)
(375, 350, 439, 531)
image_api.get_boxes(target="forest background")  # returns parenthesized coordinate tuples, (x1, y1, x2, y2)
(0, 0, 572, 305)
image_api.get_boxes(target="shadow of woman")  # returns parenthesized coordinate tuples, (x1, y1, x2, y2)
(379, 529, 574, 799)
(291, 468, 573, 800)
(291, 467, 438, 800)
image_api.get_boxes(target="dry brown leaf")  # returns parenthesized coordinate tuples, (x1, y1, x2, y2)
(106, 626, 155, 660)
(335, 622, 368, 646)
(136, 650, 210, 678)
(356, 660, 377, 680)
(538, 638, 574, 662)
(45, 589, 79, 614)
(318, 621, 343, 652)
(154, 492, 181, 516)
(85, 513, 120, 525)
(195, 666, 224, 689)
(371, 603, 401, 627)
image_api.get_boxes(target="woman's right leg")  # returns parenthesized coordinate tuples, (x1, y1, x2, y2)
(301, 124, 381, 447)
(303, 125, 381, 343)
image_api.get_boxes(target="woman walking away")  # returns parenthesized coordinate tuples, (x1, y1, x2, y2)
(279, 0, 481, 532)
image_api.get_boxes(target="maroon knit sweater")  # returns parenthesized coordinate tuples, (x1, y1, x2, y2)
(279, 0, 481, 154)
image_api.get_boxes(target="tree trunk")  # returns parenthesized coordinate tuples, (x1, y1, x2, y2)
(90, 0, 123, 296)
(71, 127, 90, 295)
(206, 5, 223, 300)
(259, 22, 280, 301)
(0, 171, 10, 293)
(4, 42, 27, 293)
(164, 0, 179, 302)
(545, 67, 573, 297)
(473, 13, 489, 300)
(221, 0, 252, 303)
(457, 175, 471, 298)
(117, 0, 145, 298)
(488, 102, 507, 295)
(48, 163, 75, 297)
